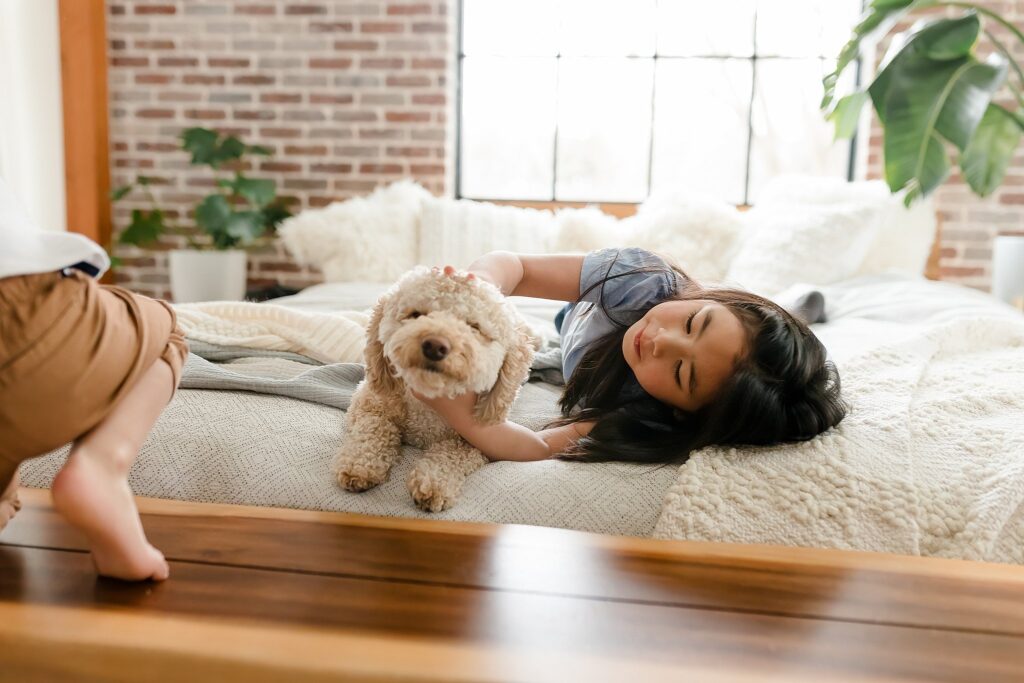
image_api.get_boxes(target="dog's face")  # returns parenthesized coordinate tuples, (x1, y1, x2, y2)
(366, 268, 533, 411)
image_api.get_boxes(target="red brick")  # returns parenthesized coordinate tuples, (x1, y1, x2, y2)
(335, 40, 378, 51)
(310, 58, 353, 69)
(114, 158, 155, 168)
(235, 4, 276, 15)
(999, 193, 1024, 205)
(235, 110, 276, 120)
(310, 22, 353, 32)
(110, 39, 127, 50)
(410, 163, 443, 175)
(285, 4, 328, 15)
(310, 93, 355, 104)
(260, 128, 303, 139)
(412, 22, 446, 33)
(135, 73, 174, 84)
(361, 57, 405, 69)
(261, 93, 303, 103)
(137, 109, 175, 119)
(359, 163, 403, 174)
(233, 75, 276, 85)
(940, 266, 985, 277)
(185, 109, 227, 120)
(362, 22, 404, 33)
(310, 163, 354, 173)
(387, 75, 431, 87)
(112, 56, 149, 67)
(285, 145, 328, 155)
(184, 74, 225, 85)
(137, 142, 178, 152)
(386, 111, 430, 123)
(158, 57, 199, 68)
(209, 57, 250, 68)
(335, 180, 381, 193)
(387, 3, 432, 15)
(411, 57, 445, 69)
(259, 162, 303, 173)
(135, 39, 175, 49)
(257, 261, 303, 272)
(412, 93, 445, 105)
(135, 4, 176, 15)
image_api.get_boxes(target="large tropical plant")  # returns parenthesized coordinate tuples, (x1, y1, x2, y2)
(822, 1, 1023, 206)
(112, 127, 292, 250)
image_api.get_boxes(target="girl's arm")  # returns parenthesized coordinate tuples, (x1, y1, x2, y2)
(415, 390, 594, 462)
(468, 251, 585, 301)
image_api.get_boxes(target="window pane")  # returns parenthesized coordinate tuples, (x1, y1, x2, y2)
(462, 0, 557, 56)
(756, 0, 862, 58)
(558, 0, 656, 57)
(651, 59, 752, 205)
(747, 59, 851, 203)
(555, 58, 654, 202)
(657, 0, 756, 57)
(460, 57, 557, 200)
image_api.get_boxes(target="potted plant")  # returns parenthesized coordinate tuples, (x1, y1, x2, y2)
(111, 127, 292, 302)
(822, 1, 1023, 206)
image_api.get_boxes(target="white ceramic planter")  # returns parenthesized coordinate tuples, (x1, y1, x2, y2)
(168, 249, 247, 303)
(993, 235, 1024, 311)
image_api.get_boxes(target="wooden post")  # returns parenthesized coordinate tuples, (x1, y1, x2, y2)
(57, 0, 111, 263)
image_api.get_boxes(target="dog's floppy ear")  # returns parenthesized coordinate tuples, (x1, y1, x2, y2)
(474, 322, 535, 425)
(364, 293, 400, 394)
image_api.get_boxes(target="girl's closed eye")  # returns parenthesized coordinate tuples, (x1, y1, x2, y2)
(686, 310, 697, 334)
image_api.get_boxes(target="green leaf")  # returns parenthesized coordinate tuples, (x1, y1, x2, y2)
(961, 104, 1023, 196)
(262, 201, 293, 230)
(119, 208, 166, 246)
(821, 0, 926, 111)
(194, 194, 232, 236)
(214, 136, 247, 166)
(110, 184, 133, 201)
(225, 211, 267, 244)
(234, 177, 276, 207)
(828, 91, 870, 139)
(869, 15, 984, 122)
(181, 127, 220, 166)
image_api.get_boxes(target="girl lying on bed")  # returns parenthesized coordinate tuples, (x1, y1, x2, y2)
(415, 248, 847, 463)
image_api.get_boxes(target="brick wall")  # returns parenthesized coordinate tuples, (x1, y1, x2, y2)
(107, 0, 453, 298)
(861, 0, 1024, 291)
(107, 1, 1024, 297)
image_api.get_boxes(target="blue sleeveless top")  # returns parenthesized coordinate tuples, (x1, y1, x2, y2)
(558, 248, 682, 422)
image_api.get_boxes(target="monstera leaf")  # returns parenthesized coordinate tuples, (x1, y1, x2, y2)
(961, 104, 1023, 196)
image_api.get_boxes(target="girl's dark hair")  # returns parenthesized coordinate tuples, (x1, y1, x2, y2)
(552, 252, 848, 464)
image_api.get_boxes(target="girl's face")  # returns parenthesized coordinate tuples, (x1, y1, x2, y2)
(622, 299, 747, 412)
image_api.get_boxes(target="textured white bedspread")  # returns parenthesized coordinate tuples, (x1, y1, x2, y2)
(655, 274, 1024, 564)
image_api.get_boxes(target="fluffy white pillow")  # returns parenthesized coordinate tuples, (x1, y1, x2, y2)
(417, 197, 559, 269)
(754, 175, 937, 277)
(279, 180, 429, 282)
(724, 203, 882, 296)
(626, 194, 745, 282)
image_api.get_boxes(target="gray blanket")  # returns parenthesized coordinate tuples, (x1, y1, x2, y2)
(181, 340, 565, 410)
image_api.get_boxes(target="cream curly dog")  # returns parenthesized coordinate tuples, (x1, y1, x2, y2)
(332, 266, 536, 512)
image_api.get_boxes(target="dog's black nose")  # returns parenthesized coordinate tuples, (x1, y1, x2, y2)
(421, 337, 450, 361)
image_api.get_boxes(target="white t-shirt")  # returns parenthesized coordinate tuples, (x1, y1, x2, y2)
(0, 176, 110, 280)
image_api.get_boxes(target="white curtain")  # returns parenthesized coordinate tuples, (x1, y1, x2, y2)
(0, 0, 66, 232)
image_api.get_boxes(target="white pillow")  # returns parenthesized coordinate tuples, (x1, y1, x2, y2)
(417, 197, 558, 269)
(724, 203, 882, 296)
(279, 180, 429, 282)
(626, 194, 745, 282)
(754, 175, 937, 277)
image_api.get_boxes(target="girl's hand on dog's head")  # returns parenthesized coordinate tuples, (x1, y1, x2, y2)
(432, 265, 476, 281)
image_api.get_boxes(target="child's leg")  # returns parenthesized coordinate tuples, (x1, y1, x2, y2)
(50, 357, 175, 582)
(0, 470, 20, 530)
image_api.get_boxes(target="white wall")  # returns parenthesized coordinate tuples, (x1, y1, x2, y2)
(0, 0, 67, 232)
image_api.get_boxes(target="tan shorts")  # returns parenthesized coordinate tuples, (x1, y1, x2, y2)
(0, 270, 188, 491)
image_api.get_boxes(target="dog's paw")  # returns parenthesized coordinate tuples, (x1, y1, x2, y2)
(407, 463, 460, 512)
(335, 460, 389, 493)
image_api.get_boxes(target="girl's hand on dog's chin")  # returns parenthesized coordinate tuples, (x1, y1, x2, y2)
(411, 389, 478, 423)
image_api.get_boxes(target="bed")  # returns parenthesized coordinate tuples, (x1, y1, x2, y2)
(17, 177, 1024, 564)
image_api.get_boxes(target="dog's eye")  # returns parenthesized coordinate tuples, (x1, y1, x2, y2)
(405, 311, 423, 320)
(468, 322, 481, 332)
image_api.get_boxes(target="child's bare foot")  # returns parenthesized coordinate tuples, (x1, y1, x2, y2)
(51, 451, 169, 582)
(0, 472, 21, 531)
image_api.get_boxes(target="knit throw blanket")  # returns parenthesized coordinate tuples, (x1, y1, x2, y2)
(653, 314, 1024, 564)
(174, 301, 370, 364)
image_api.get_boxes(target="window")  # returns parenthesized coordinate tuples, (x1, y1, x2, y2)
(456, 0, 862, 205)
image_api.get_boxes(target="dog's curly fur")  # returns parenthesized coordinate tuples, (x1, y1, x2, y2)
(332, 267, 537, 512)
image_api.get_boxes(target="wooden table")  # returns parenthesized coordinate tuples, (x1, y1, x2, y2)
(1, 487, 1023, 682)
